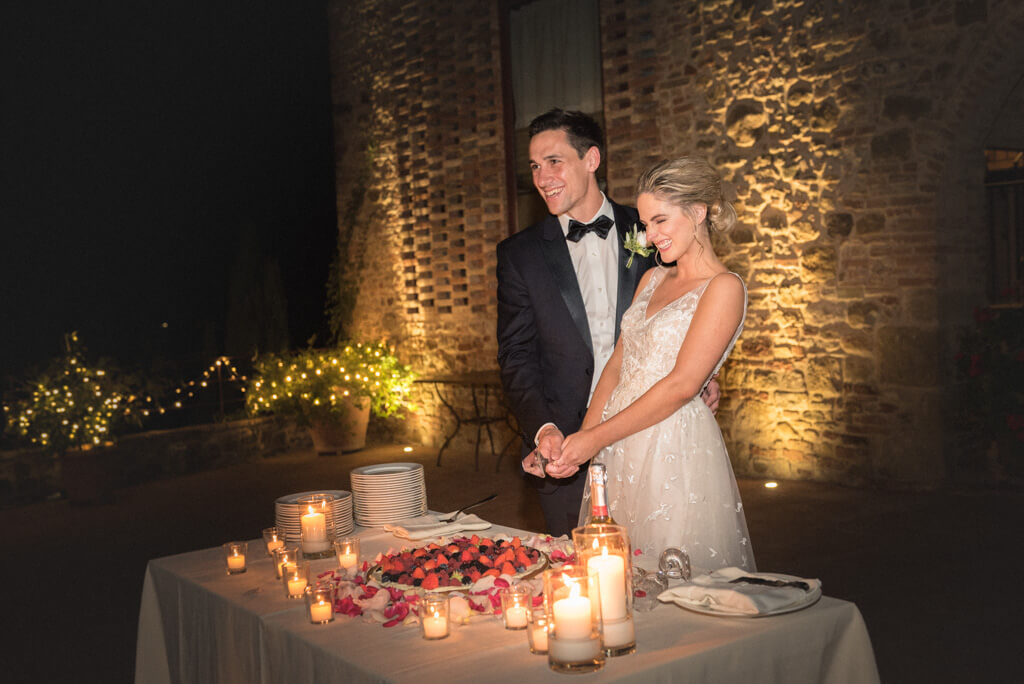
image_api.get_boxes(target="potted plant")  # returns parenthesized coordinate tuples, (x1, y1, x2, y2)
(4, 332, 141, 503)
(246, 342, 416, 454)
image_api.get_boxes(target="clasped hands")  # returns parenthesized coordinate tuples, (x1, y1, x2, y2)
(520, 378, 721, 479)
(521, 424, 593, 479)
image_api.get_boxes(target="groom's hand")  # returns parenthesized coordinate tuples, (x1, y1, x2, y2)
(520, 424, 563, 477)
(702, 376, 721, 414)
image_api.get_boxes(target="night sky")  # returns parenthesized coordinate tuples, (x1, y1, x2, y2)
(2, 1, 337, 381)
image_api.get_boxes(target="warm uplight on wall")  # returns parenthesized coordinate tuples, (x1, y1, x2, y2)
(764, 481, 778, 489)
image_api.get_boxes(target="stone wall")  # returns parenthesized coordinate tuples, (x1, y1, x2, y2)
(327, 0, 1024, 485)
(327, 0, 510, 446)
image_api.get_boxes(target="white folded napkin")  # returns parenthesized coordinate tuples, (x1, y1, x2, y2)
(383, 513, 492, 540)
(658, 566, 821, 616)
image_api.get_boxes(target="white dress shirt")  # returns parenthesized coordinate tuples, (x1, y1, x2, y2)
(558, 194, 619, 401)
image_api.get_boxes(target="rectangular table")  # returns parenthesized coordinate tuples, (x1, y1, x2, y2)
(136, 524, 880, 684)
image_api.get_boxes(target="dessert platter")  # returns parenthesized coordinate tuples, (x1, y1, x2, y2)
(368, 534, 547, 591)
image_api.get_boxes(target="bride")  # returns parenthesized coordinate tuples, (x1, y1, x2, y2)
(543, 157, 755, 573)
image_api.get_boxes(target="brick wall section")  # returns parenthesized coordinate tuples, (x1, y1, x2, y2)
(328, 0, 1024, 483)
(327, 0, 509, 446)
(599, 0, 1024, 485)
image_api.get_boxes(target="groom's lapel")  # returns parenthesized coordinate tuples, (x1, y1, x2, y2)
(613, 202, 640, 342)
(538, 216, 593, 357)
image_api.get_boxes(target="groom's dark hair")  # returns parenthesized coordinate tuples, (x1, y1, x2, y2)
(528, 108, 604, 161)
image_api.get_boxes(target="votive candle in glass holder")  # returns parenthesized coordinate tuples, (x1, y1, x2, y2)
(527, 607, 550, 655)
(333, 536, 360, 576)
(573, 523, 636, 656)
(305, 580, 336, 624)
(282, 561, 309, 599)
(500, 583, 532, 630)
(420, 593, 450, 640)
(262, 527, 284, 556)
(223, 541, 247, 575)
(299, 493, 336, 559)
(544, 565, 605, 674)
(272, 545, 301, 580)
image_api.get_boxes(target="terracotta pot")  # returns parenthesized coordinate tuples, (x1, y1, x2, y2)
(61, 443, 119, 504)
(308, 397, 371, 455)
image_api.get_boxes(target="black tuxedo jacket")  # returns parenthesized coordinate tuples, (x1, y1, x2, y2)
(496, 199, 655, 457)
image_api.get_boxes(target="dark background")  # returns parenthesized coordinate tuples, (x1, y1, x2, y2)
(2, 1, 337, 384)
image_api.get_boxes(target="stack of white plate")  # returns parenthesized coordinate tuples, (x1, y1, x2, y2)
(350, 462, 427, 526)
(275, 490, 354, 544)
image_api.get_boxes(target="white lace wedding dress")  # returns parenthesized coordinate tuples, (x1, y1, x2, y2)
(580, 269, 755, 574)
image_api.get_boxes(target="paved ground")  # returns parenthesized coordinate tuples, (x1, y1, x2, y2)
(2, 442, 1020, 683)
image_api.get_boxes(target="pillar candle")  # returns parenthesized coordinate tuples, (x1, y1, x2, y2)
(552, 594, 592, 640)
(301, 508, 329, 553)
(587, 548, 626, 620)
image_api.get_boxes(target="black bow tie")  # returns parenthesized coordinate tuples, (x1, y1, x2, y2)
(566, 215, 613, 242)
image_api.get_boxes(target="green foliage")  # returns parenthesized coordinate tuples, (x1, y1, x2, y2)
(4, 333, 142, 455)
(246, 342, 416, 424)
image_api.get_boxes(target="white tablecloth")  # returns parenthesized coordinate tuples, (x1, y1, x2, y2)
(135, 524, 879, 684)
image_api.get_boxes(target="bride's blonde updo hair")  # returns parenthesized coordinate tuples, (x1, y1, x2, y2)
(635, 157, 737, 234)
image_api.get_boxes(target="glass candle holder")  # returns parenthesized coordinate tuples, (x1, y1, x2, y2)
(499, 583, 532, 630)
(333, 536, 360, 576)
(543, 565, 604, 674)
(299, 493, 336, 559)
(282, 561, 309, 599)
(573, 523, 636, 656)
(272, 545, 301, 580)
(527, 607, 550, 655)
(420, 593, 450, 640)
(305, 579, 336, 624)
(223, 541, 247, 575)
(262, 527, 284, 556)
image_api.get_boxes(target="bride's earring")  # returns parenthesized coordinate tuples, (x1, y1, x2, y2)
(655, 251, 666, 268)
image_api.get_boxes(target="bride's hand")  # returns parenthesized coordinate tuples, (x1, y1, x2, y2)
(546, 429, 600, 478)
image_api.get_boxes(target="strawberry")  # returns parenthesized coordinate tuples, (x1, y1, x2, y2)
(483, 568, 501, 578)
(411, 566, 426, 579)
(500, 561, 517, 576)
(435, 553, 449, 566)
(511, 536, 521, 549)
(470, 534, 480, 544)
(421, 573, 439, 590)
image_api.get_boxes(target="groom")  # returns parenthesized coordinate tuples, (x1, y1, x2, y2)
(496, 109, 719, 536)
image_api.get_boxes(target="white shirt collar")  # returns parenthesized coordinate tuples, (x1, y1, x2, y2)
(558, 193, 614, 236)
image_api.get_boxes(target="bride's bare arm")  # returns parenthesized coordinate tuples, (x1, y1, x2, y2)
(557, 274, 745, 469)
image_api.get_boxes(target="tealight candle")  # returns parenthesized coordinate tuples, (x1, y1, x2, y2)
(421, 594, 450, 640)
(309, 600, 333, 623)
(500, 583, 533, 630)
(305, 580, 336, 624)
(223, 541, 247, 575)
(334, 536, 360, 574)
(527, 609, 550, 654)
(505, 605, 528, 628)
(262, 527, 284, 556)
(283, 562, 309, 599)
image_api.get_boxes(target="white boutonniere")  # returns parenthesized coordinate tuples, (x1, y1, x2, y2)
(623, 224, 654, 268)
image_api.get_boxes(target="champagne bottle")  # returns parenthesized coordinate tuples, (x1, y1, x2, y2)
(587, 463, 616, 524)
